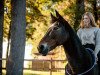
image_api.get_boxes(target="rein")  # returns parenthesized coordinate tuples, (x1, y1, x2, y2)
(66, 48, 96, 75)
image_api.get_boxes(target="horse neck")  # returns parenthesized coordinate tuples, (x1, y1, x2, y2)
(63, 28, 92, 74)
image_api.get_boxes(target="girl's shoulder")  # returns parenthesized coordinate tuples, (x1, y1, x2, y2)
(93, 27, 99, 31)
(93, 27, 100, 34)
(77, 27, 100, 33)
(77, 28, 83, 32)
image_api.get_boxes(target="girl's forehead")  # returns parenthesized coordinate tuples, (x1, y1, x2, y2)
(83, 15, 90, 20)
(84, 15, 89, 18)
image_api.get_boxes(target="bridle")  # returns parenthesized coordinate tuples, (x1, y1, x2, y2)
(66, 48, 96, 75)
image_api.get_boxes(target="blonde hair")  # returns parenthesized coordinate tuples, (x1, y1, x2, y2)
(80, 12, 97, 28)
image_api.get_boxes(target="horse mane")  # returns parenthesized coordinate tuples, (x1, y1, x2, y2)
(38, 10, 98, 74)
(62, 17, 85, 58)
(59, 15, 83, 49)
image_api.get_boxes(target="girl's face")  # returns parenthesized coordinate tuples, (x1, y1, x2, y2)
(83, 15, 91, 28)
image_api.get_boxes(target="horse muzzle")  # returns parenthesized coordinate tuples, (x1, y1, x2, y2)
(38, 43, 50, 56)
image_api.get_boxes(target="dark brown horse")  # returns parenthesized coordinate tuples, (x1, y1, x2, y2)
(38, 10, 99, 75)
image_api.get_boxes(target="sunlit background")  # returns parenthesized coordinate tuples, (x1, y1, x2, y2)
(1, 0, 100, 75)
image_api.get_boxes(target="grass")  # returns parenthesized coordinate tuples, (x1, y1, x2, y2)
(2, 70, 65, 75)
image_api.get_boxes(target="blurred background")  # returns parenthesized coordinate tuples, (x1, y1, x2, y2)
(0, 0, 100, 75)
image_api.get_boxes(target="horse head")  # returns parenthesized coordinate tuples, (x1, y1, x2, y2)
(37, 10, 99, 75)
(38, 10, 69, 56)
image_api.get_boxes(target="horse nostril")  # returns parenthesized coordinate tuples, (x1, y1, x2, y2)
(38, 44, 45, 53)
(40, 45, 44, 50)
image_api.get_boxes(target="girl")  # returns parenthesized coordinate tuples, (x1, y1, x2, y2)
(77, 12, 100, 72)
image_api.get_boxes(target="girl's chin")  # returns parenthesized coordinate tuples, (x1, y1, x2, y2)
(84, 24, 90, 28)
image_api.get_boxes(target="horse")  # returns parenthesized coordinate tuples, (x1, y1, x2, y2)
(38, 10, 99, 75)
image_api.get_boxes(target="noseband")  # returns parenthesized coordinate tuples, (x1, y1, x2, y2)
(66, 48, 96, 75)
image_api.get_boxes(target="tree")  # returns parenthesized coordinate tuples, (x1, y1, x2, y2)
(74, 0, 85, 31)
(0, 0, 4, 75)
(85, 0, 98, 22)
(92, 0, 98, 22)
(6, 0, 26, 75)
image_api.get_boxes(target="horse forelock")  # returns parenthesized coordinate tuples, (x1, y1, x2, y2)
(49, 21, 58, 28)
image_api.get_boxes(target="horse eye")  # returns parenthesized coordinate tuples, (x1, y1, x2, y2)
(53, 27, 59, 30)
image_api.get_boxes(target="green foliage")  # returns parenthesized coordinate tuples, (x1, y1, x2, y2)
(4, 0, 99, 58)
(4, 0, 11, 38)
(25, 0, 78, 53)
(4, 0, 78, 53)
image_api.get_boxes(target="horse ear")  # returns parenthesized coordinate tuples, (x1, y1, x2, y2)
(50, 13, 57, 23)
(55, 10, 62, 19)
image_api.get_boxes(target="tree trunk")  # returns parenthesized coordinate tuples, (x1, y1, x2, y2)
(74, 0, 85, 31)
(6, 0, 26, 75)
(92, 0, 98, 22)
(85, 0, 98, 22)
(0, 0, 4, 75)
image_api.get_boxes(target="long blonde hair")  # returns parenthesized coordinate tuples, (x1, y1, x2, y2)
(80, 12, 97, 28)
